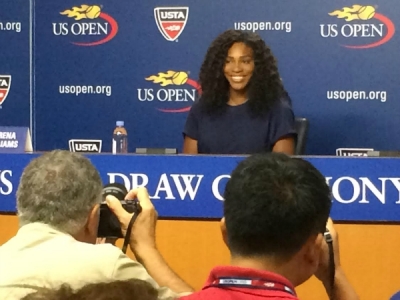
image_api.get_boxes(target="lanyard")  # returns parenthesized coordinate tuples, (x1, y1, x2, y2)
(207, 277, 296, 296)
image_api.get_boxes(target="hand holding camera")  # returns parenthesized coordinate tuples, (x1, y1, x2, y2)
(99, 183, 158, 254)
(98, 183, 141, 238)
(315, 219, 340, 294)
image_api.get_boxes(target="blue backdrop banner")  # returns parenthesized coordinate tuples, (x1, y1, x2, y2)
(2, 1, 400, 155)
(1, 154, 400, 221)
(0, 0, 30, 128)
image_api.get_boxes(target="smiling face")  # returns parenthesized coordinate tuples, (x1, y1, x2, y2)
(224, 42, 255, 94)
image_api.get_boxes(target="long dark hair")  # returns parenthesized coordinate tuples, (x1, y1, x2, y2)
(198, 29, 286, 115)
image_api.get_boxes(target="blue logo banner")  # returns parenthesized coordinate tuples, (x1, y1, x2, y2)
(1, 154, 400, 221)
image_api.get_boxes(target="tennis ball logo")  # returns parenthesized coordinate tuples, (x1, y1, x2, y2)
(357, 6, 375, 20)
(145, 71, 189, 86)
(60, 4, 102, 21)
(172, 72, 188, 85)
(85, 5, 101, 19)
(329, 5, 376, 22)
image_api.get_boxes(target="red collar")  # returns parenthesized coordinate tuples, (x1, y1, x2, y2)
(203, 266, 296, 297)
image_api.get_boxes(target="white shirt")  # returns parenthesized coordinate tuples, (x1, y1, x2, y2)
(0, 223, 178, 300)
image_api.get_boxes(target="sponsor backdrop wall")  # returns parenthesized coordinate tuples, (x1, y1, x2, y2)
(1, 0, 400, 154)
(0, 1, 30, 129)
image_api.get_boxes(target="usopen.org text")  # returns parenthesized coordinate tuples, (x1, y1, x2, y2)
(327, 90, 387, 103)
(234, 21, 292, 33)
(0, 21, 21, 33)
(59, 85, 112, 97)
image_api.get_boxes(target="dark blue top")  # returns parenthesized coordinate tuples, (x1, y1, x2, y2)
(183, 99, 296, 154)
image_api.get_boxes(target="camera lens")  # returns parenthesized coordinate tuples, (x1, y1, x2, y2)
(102, 183, 128, 201)
(98, 183, 128, 238)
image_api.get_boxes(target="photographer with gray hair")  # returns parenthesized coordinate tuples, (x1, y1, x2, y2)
(0, 150, 193, 299)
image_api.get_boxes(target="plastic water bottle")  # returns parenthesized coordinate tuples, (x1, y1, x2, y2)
(112, 121, 128, 154)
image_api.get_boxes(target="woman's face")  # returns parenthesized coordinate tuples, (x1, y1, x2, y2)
(224, 42, 255, 93)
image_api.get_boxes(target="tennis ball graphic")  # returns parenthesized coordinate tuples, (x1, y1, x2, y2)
(357, 6, 375, 20)
(172, 72, 188, 85)
(86, 5, 101, 19)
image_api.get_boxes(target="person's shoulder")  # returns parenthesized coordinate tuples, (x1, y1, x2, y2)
(189, 99, 205, 114)
(74, 243, 136, 278)
(187, 100, 212, 122)
(77, 242, 122, 257)
(64, 241, 124, 268)
(275, 96, 293, 109)
(267, 97, 294, 117)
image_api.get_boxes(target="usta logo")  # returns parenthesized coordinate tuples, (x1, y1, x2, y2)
(343, 153, 367, 157)
(53, 4, 118, 46)
(320, 4, 395, 48)
(69, 139, 102, 153)
(154, 7, 189, 42)
(76, 144, 98, 151)
(137, 70, 201, 113)
(0, 75, 11, 106)
(336, 148, 373, 157)
(0, 170, 13, 195)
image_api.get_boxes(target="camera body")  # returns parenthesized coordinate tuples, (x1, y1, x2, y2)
(97, 183, 141, 238)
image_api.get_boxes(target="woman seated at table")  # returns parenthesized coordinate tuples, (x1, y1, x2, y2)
(183, 29, 296, 155)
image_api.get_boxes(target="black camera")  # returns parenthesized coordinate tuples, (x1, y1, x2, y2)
(97, 183, 141, 238)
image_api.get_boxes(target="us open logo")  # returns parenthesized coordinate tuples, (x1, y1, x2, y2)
(53, 4, 118, 46)
(320, 4, 395, 49)
(154, 7, 189, 42)
(137, 70, 201, 113)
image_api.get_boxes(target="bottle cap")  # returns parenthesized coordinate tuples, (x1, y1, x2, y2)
(116, 121, 124, 127)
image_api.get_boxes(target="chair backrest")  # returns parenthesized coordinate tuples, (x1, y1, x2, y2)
(135, 148, 178, 154)
(294, 117, 309, 155)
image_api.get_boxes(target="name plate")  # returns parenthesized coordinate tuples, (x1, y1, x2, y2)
(0, 126, 32, 153)
(336, 148, 374, 157)
(69, 139, 102, 153)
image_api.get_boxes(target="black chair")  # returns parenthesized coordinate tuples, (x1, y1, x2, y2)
(294, 117, 309, 155)
(135, 148, 178, 154)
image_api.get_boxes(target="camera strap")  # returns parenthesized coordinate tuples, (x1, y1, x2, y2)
(122, 213, 140, 254)
(324, 229, 335, 299)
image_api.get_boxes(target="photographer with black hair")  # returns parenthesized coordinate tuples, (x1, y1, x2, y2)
(0, 150, 193, 300)
(181, 153, 358, 300)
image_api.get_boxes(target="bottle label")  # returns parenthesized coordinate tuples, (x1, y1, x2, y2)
(113, 133, 127, 154)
